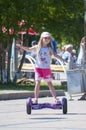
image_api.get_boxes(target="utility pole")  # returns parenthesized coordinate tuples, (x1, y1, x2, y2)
(84, 0, 86, 63)
(84, 0, 86, 33)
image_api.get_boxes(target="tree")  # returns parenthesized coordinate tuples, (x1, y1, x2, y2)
(0, 0, 84, 83)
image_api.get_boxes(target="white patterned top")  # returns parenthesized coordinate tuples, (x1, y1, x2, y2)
(35, 47, 51, 69)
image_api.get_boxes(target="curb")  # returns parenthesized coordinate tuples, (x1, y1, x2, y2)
(0, 90, 65, 100)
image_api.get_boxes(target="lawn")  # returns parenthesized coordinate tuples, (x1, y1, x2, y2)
(0, 82, 67, 91)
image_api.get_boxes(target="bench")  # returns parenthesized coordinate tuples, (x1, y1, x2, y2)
(21, 63, 67, 72)
(21, 63, 67, 81)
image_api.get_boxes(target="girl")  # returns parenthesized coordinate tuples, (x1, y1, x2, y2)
(17, 32, 64, 104)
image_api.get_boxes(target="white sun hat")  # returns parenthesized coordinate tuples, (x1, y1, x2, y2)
(65, 44, 73, 50)
(41, 32, 51, 38)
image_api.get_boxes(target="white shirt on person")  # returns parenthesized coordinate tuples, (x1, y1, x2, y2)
(35, 47, 51, 69)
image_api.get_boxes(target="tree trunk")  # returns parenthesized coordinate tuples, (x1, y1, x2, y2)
(13, 32, 29, 83)
(7, 37, 12, 83)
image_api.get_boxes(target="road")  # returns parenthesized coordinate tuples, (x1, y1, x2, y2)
(0, 96, 86, 130)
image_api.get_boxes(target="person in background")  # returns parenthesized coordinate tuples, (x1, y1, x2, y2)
(51, 38, 58, 64)
(31, 40, 37, 46)
(16, 32, 64, 104)
(55, 45, 66, 65)
(72, 49, 77, 63)
(52, 38, 58, 54)
(62, 44, 73, 62)
(62, 44, 75, 69)
(59, 46, 66, 57)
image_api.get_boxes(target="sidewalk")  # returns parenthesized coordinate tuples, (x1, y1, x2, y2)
(0, 89, 65, 100)
(0, 96, 86, 129)
(0, 79, 67, 100)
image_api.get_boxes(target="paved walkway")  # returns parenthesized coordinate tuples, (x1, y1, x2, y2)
(0, 89, 65, 100)
(0, 95, 86, 130)
(0, 79, 67, 100)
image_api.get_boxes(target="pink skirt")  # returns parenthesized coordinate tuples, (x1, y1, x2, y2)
(35, 68, 53, 82)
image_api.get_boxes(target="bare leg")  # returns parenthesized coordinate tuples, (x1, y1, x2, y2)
(47, 81, 56, 98)
(33, 80, 41, 103)
(47, 81, 60, 103)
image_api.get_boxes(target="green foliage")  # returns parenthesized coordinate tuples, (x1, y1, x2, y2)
(0, 0, 85, 83)
(0, 0, 84, 47)
(0, 82, 67, 91)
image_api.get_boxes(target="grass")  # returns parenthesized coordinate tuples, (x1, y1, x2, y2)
(0, 82, 67, 91)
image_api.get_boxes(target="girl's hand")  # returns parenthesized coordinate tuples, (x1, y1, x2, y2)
(16, 44, 22, 48)
(63, 61, 67, 65)
(80, 42, 85, 47)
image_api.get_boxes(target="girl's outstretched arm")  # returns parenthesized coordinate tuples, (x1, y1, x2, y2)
(16, 44, 37, 51)
(50, 48, 66, 64)
(54, 53, 66, 64)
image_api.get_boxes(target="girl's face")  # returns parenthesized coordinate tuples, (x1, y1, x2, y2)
(42, 37, 51, 46)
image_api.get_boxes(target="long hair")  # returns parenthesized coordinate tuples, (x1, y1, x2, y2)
(37, 34, 53, 56)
